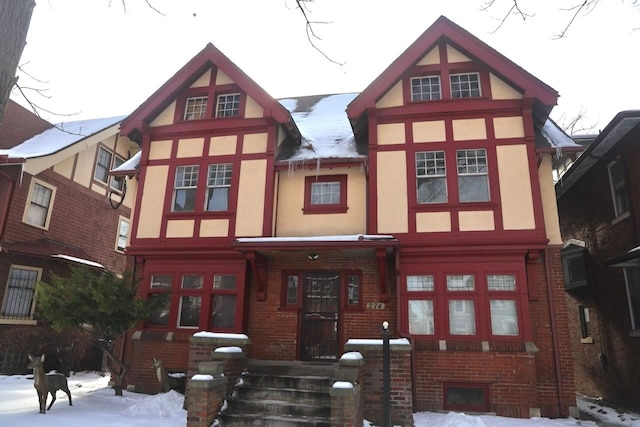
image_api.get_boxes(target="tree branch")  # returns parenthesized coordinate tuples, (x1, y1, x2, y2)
(293, 0, 345, 67)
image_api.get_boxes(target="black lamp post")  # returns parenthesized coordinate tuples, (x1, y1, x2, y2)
(382, 320, 391, 427)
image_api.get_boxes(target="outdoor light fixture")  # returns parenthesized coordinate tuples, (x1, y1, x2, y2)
(307, 253, 319, 260)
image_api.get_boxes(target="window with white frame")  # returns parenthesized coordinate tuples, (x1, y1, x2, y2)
(411, 76, 441, 101)
(110, 156, 126, 192)
(457, 149, 489, 202)
(206, 164, 232, 211)
(172, 165, 199, 212)
(416, 151, 447, 203)
(1, 266, 40, 319)
(623, 267, 640, 331)
(488, 274, 519, 336)
(116, 218, 130, 252)
(215, 93, 241, 118)
(24, 180, 55, 228)
(407, 275, 435, 335)
(450, 73, 481, 98)
(184, 96, 208, 120)
(94, 147, 113, 184)
(608, 159, 629, 218)
(447, 275, 476, 336)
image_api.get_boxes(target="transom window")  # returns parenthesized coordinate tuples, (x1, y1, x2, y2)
(216, 93, 241, 118)
(24, 180, 55, 229)
(184, 96, 208, 120)
(206, 164, 232, 211)
(608, 159, 629, 218)
(450, 73, 481, 98)
(416, 151, 447, 204)
(457, 149, 489, 202)
(1, 266, 40, 319)
(411, 76, 441, 101)
(172, 165, 199, 212)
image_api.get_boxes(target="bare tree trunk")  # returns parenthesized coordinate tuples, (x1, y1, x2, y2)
(0, 0, 35, 125)
(103, 348, 129, 397)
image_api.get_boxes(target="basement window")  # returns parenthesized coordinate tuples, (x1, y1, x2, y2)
(443, 383, 489, 412)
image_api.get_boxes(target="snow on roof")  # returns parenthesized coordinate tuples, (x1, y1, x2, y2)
(278, 93, 363, 161)
(541, 118, 581, 152)
(111, 150, 141, 175)
(236, 234, 396, 243)
(0, 115, 125, 159)
(51, 254, 105, 269)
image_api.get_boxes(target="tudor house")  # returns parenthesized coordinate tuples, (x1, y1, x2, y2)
(556, 111, 640, 409)
(117, 16, 575, 418)
(0, 100, 137, 370)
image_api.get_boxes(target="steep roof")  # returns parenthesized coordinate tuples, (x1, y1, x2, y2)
(0, 100, 53, 150)
(120, 43, 294, 139)
(347, 15, 559, 121)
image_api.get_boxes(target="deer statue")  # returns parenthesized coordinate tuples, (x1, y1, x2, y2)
(27, 354, 72, 414)
(152, 358, 186, 394)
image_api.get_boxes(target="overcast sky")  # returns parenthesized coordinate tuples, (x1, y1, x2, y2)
(13, 0, 640, 131)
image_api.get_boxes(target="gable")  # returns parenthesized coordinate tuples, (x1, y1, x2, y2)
(120, 43, 295, 140)
(347, 16, 558, 122)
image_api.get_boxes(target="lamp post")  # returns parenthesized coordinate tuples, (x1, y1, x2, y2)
(382, 320, 390, 427)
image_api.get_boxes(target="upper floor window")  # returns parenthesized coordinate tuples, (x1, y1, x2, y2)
(1, 265, 40, 320)
(450, 73, 481, 98)
(172, 165, 199, 212)
(304, 175, 348, 214)
(94, 147, 113, 184)
(608, 159, 629, 219)
(110, 156, 126, 192)
(457, 149, 489, 202)
(184, 96, 208, 120)
(623, 267, 640, 331)
(23, 179, 56, 229)
(411, 76, 441, 101)
(115, 217, 130, 252)
(206, 163, 232, 211)
(216, 93, 241, 118)
(416, 151, 447, 203)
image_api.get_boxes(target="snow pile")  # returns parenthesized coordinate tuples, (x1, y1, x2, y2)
(123, 390, 184, 418)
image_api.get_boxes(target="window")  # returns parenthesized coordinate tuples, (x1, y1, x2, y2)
(411, 76, 441, 101)
(282, 273, 301, 309)
(172, 165, 199, 212)
(178, 275, 203, 328)
(416, 151, 447, 204)
(346, 273, 361, 308)
(443, 383, 489, 412)
(23, 180, 55, 229)
(457, 149, 489, 202)
(608, 159, 629, 218)
(184, 96, 208, 120)
(488, 274, 519, 336)
(94, 147, 113, 184)
(110, 156, 126, 192)
(561, 244, 588, 290)
(623, 267, 640, 331)
(407, 275, 435, 335)
(216, 93, 241, 118)
(579, 305, 592, 340)
(1, 266, 40, 319)
(450, 73, 481, 98)
(211, 275, 237, 329)
(115, 217, 130, 252)
(280, 271, 361, 310)
(206, 164, 232, 211)
(148, 275, 172, 326)
(304, 175, 348, 214)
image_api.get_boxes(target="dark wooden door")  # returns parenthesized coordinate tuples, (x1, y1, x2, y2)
(300, 272, 340, 361)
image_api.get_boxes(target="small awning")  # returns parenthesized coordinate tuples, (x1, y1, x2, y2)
(2, 238, 104, 269)
(605, 246, 640, 268)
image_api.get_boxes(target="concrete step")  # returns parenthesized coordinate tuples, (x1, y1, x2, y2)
(219, 412, 330, 427)
(233, 383, 331, 405)
(242, 372, 332, 391)
(226, 397, 331, 418)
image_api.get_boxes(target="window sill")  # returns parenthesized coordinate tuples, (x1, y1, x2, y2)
(628, 330, 640, 338)
(21, 220, 50, 231)
(166, 210, 235, 219)
(303, 206, 348, 215)
(580, 337, 594, 344)
(612, 211, 630, 226)
(413, 201, 497, 211)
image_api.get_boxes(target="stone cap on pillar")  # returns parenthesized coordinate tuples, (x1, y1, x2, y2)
(190, 331, 251, 346)
(344, 338, 412, 352)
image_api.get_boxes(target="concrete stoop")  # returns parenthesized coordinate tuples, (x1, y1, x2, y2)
(219, 360, 336, 427)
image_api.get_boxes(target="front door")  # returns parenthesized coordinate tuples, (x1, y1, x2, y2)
(300, 272, 340, 361)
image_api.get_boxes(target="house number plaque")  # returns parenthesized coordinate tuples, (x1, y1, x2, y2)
(366, 302, 386, 310)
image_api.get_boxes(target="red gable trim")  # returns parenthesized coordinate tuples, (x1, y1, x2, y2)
(347, 16, 558, 121)
(120, 43, 292, 138)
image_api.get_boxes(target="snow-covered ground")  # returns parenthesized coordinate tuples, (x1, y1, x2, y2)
(1, 372, 638, 427)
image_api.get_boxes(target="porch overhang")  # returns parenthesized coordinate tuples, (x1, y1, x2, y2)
(233, 234, 399, 302)
(605, 246, 640, 268)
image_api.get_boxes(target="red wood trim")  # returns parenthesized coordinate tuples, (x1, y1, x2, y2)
(526, 249, 540, 301)
(247, 250, 267, 301)
(148, 117, 272, 138)
(130, 134, 151, 247)
(263, 126, 277, 236)
(303, 174, 348, 214)
(377, 248, 389, 302)
(367, 108, 379, 234)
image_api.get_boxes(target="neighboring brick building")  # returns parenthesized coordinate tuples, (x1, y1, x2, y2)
(117, 16, 576, 418)
(0, 101, 138, 370)
(556, 111, 640, 408)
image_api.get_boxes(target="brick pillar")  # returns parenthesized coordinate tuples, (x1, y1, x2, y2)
(188, 333, 250, 377)
(332, 352, 365, 427)
(210, 347, 247, 397)
(186, 374, 226, 427)
(345, 339, 414, 427)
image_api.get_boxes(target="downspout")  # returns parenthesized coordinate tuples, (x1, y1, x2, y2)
(544, 248, 567, 417)
(0, 169, 16, 245)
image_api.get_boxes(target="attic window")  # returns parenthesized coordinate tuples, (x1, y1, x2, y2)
(184, 96, 208, 120)
(304, 175, 348, 214)
(450, 73, 481, 98)
(411, 76, 441, 101)
(216, 93, 241, 118)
